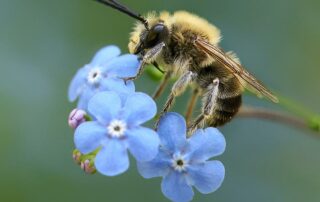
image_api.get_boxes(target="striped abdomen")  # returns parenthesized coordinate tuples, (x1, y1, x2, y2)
(196, 63, 243, 127)
(206, 93, 242, 127)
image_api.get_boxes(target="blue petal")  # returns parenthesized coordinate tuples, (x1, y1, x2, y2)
(161, 171, 194, 202)
(187, 127, 226, 162)
(137, 149, 171, 178)
(94, 139, 129, 176)
(87, 91, 122, 125)
(77, 86, 95, 110)
(123, 92, 157, 126)
(68, 66, 89, 102)
(100, 77, 135, 95)
(157, 112, 187, 152)
(90, 45, 121, 66)
(186, 160, 225, 194)
(103, 54, 140, 77)
(74, 122, 105, 154)
(127, 126, 160, 162)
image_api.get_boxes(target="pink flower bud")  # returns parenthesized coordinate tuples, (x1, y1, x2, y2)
(80, 159, 96, 174)
(68, 109, 87, 129)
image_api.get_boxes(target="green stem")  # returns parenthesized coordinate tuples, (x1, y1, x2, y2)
(238, 106, 319, 135)
(277, 95, 315, 119)
(275, 94, 320, 132)
(245, 91, 320, 133)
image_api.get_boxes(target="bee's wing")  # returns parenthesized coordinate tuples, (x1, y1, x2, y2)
(195, 37, 279, 103)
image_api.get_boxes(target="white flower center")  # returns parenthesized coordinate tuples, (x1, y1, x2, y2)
(87, 67, 102, 84)
(107, 120, 127, 138)
(172, 154, 187, 172)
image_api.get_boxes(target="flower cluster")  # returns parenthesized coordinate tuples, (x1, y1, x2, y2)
(68, 45, 226, 202)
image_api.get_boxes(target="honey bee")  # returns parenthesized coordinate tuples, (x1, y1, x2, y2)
(95, 0, 278, 131)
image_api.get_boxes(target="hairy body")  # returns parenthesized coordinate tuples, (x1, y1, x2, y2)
(129, 11, 243, 128)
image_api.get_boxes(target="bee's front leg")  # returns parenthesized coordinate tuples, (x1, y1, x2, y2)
(122, 59, 146, 83)
(122, 42, 165, 82)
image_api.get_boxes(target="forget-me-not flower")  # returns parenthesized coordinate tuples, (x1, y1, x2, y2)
(68, 45, 140, 110)
(138, 112, 226, 202)
(74, 91, 160, 176)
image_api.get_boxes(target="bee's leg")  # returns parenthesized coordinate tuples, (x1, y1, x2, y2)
(162, 71, 196, 113)
(155, 71, 196, 128)
(123, 60, 146, 82)
(122, 42, 165, 82)
(152, 71, 172, 99)
(185, 88, 200, 125)
(188, 78, 220, 134)
(187, 114, 205, 137)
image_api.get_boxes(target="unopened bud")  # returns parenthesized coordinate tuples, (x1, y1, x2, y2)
(68, 109, 87, 129)
(72, 149, 82, 165)
(80, 158, 96, 174)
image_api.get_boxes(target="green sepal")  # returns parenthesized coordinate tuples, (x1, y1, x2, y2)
(84, 114, 92, 121)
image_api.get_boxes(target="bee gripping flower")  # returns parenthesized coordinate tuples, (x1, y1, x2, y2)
(74, 91, 160, 176)
(68, 45, 140, 110)
(137, 112, 226, 202)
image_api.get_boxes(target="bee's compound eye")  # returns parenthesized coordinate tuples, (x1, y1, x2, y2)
(152, 24, 165, 34)
(145, 24, 166, 48)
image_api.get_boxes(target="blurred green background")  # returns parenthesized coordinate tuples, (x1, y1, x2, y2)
(1, 0, 320, 201)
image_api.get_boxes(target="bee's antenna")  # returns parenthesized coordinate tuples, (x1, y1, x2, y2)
(94, 0, 149, 30)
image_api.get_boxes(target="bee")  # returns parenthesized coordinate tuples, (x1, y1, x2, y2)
(95, 0, 279, 131)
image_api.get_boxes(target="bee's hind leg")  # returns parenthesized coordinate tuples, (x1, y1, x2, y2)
(188, 78, 220, 135)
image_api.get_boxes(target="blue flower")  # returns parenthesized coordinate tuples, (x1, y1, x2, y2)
(74, 91, 160, 176)
(68, 45, 140, 110)
(137, 113, 226, 202)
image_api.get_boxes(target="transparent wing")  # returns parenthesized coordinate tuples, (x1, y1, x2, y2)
(195, 37, 278, 103)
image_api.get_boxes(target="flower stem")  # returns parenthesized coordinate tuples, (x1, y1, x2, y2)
(238, 106, 311, 132)
(276, 94, 316, 120)
(237, 105, 320, 135)
(243, 91, 320, 134)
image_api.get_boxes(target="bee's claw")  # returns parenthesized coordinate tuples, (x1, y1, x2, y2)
(153, 112, 164, 131)
(154, 119, 160, 131)
(121, 76, 137, 84)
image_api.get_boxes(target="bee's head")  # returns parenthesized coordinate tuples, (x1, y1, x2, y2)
(129, 11, 172, 55)
(131, 21, 169, 54)
(94, 1, 169, 55)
